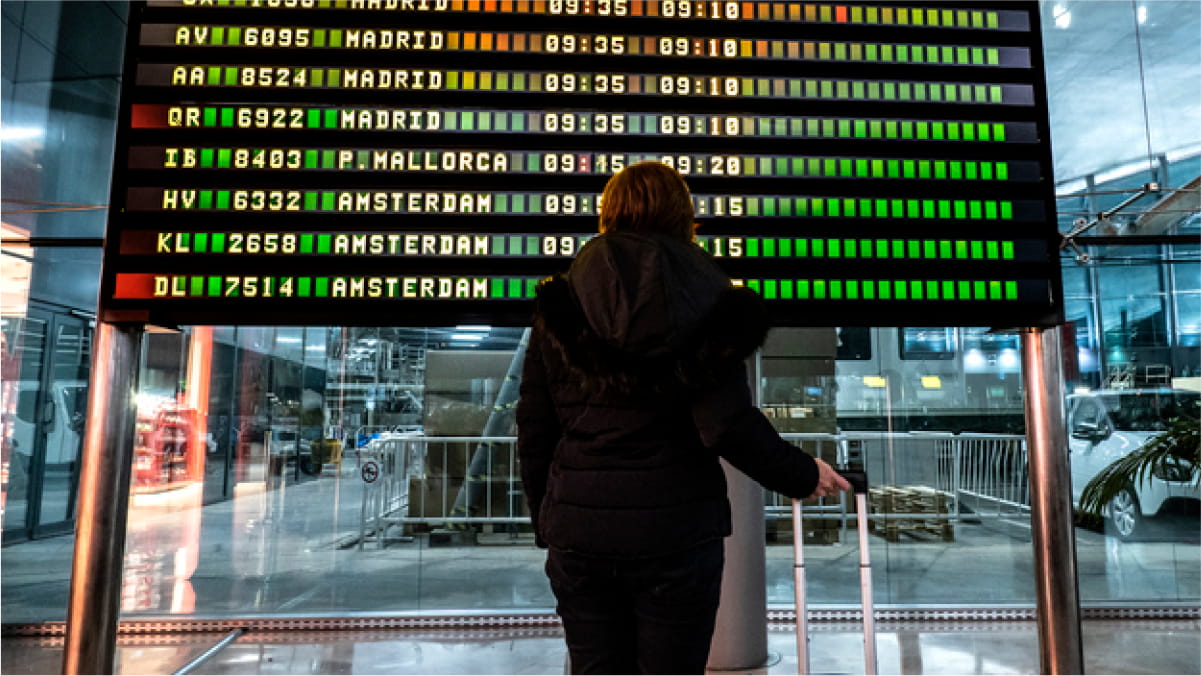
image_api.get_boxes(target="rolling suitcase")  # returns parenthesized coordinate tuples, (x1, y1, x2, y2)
(793, 469, 876, 675)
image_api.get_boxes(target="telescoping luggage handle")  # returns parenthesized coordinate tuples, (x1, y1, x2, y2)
(793, 470, 877, 676)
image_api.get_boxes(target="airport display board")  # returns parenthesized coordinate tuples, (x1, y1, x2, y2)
(101, 0, 1063, 327)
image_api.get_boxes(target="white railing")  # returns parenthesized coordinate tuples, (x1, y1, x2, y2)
(357, 431, 1031, 548)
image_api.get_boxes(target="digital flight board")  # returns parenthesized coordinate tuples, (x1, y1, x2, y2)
(101, 0, 1063, 327)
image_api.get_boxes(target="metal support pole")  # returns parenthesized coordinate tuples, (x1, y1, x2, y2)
(709, 460, 769, 671)
(708, 353, 769, 671)
(1020, 327, 1084, 675)
(63, 322, 143, 675)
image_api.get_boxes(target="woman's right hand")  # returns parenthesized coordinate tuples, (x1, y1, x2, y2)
(807, 457, 852, 499)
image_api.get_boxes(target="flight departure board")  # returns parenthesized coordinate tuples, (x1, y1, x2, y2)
(101, 0, 1062, 327)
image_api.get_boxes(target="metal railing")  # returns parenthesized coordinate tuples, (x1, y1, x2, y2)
(357, 435, 524, 549)
(356, 431, 1032, 548)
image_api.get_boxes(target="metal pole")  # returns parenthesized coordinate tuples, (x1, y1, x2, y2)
(63, 322, 143, 675)
(792, 499, 809, 674)
(1020, 326, 1084, 675)
(708, 352, 768, 671)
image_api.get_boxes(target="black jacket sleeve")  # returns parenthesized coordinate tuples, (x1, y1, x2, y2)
(515, 329, 560, 548)
(690, 361, 820, 500)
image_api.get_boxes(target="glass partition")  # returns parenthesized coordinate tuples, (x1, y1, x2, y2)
(104, 324, 1198, 621)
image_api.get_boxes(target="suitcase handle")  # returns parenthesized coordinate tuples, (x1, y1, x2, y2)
(837, 469, 869, 494)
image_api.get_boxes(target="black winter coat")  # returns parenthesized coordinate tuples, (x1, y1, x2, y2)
(516, 231, 820, 558)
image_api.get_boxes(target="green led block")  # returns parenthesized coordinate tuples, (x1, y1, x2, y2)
(207, 276, 221, 296)
(299, 234, 313, 254)
(748, 238, 760, 257)
(315, 278, 329, 297)
(209, 233, 224, 252)
(813, 239, 825, 257)
(214, 190, 229, 209)
(1006, 281, 1018, 299)
(321, 192, 335, 211)
(295, 277, 310, 297)
(747, 279, 761, 293)
(1002, 242, 1015, 259)
(973, 281, 986, 299)
(198, 191, 212, 209)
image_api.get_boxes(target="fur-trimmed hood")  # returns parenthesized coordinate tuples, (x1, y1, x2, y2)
(534, 231, 769, 394)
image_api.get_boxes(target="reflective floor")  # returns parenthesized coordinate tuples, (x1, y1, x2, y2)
(3, 619, 1199, 675)
(3, 455, 1198, 624)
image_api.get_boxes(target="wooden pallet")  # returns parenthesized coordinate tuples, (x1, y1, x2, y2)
(868, 485, 954, 542)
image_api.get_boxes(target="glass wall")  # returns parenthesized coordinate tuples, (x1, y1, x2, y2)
(79, 324, 1192, 620)
(1, 0, 1198, 627)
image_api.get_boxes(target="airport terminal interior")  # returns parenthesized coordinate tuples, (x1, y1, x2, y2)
(2, 1, 1199, 674)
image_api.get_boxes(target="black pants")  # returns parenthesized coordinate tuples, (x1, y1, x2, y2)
(546, 540, 724, 675)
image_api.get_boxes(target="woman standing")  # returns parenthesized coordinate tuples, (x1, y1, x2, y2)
(517, 162, 849, 674)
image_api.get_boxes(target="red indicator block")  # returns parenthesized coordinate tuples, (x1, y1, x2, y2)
(114, 273, 161, 299)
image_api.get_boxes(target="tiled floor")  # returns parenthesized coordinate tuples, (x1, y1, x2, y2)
(3, 619, 1199, 675)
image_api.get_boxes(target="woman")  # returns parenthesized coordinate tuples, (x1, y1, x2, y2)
(517, 162, 849, 674)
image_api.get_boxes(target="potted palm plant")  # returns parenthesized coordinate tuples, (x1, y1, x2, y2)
(1077, 414, 1200, 536)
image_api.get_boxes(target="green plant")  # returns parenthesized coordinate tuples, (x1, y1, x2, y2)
(1077, 415, 1200, 519)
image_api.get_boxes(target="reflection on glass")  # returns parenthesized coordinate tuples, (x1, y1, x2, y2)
(1, 317, 48, 539)
(113, 324, 1199, 619)
(36, 320, 91, 527)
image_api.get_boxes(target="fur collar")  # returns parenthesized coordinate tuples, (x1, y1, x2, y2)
(534, 275, 769, 396)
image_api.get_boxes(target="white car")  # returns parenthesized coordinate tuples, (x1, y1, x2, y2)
(1067, 389, 1200, 539)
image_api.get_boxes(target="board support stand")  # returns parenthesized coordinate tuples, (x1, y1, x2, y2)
(1020, 326, 1084, 675)
(63, 323, 143, 675)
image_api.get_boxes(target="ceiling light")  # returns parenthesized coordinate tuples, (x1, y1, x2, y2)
(0, 126, 43, 141)
(1052, 4, 1071, 29)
